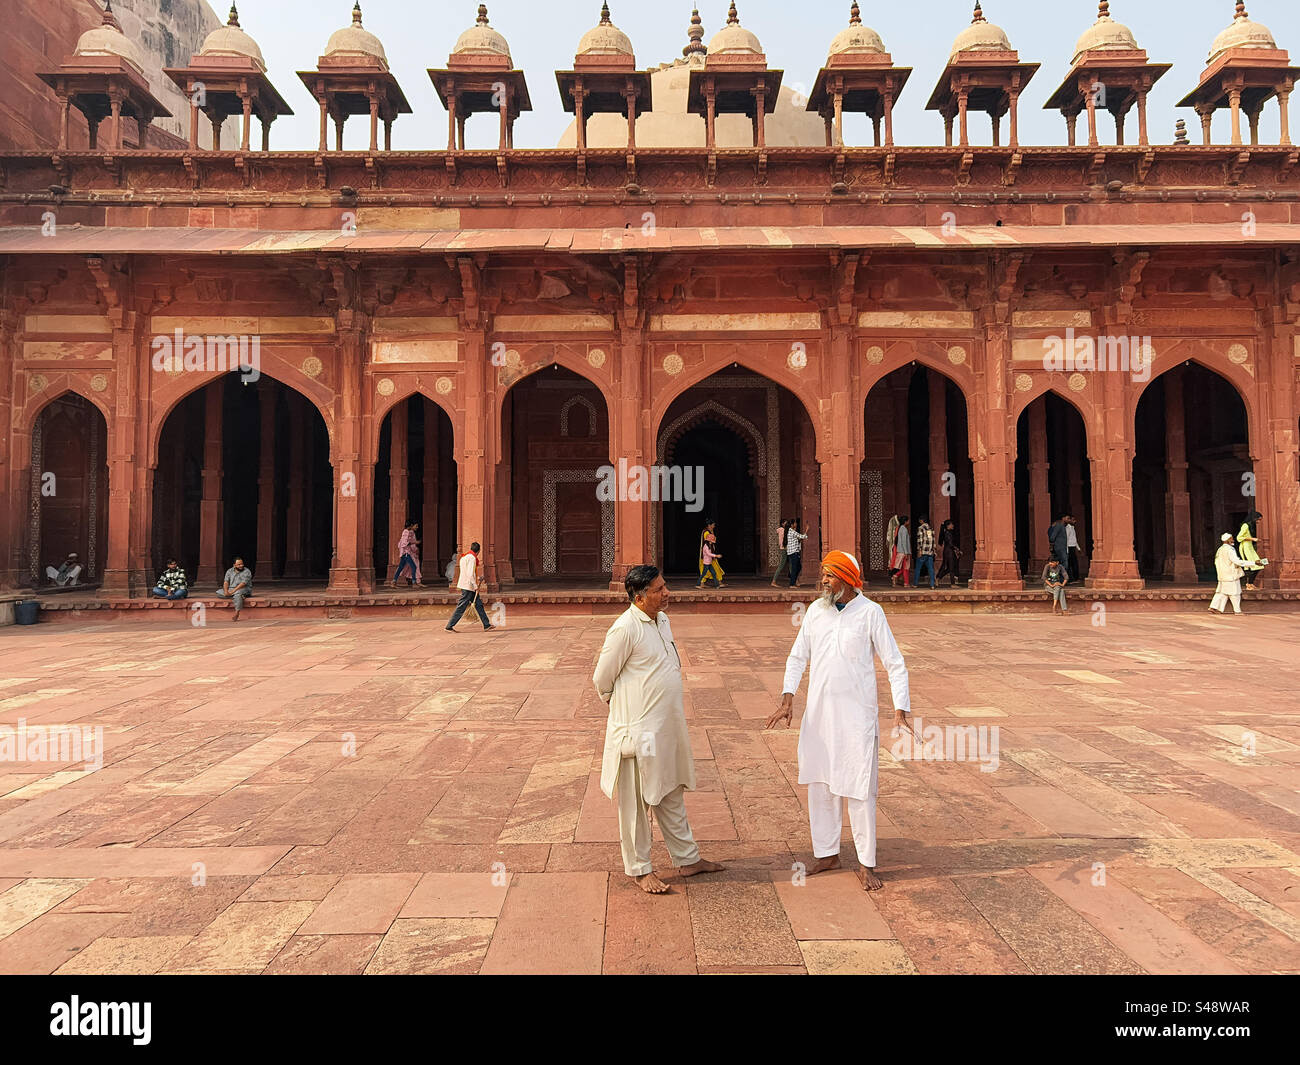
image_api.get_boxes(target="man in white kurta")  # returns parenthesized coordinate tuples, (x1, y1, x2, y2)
(768, 551, 912, 891)
(1210, 533, 1248, 615)
(593, 565, 723, 894)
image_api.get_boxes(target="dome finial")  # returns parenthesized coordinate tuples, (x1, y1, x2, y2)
(973, 2, 986, 24)
(476, 4, 489, 26)
(1098, 1, 1110, 18)
(228, 3, 240, 28)
(102, 0, 121, 29)
(684, 7, 706, 57)
(850, 1, 862, 25)
(599, 2, 611, 25)
(352, 2, 363, 26)
(1235, 2, 1248, 19)
(727, 1, 739, 26)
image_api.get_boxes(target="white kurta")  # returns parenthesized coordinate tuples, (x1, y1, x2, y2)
(782, 593, 911, 801)
(593, 605, 696, 806)
(1214, 544, 1246, 597)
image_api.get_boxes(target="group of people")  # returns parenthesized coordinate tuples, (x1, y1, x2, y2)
(1211, 511, 1268, 615)
(769, 519, 809, 588)
(150, 557, 253, 619)
(594, 548, 910, 894)
(885, 515, 962, 589)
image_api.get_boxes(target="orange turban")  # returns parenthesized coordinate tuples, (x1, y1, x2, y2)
(822, 550, 862, 589)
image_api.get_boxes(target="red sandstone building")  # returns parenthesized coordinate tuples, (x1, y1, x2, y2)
(2, 2, 1298, 597)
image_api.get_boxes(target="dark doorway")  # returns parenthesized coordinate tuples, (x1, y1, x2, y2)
(1014, 392, 1093, 579)
(663, 421, 756, 577)
(31, 393, 108, 586)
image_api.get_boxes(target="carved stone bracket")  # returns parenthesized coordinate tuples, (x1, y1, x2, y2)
(1227, 150, 1250, 185)
(1002, 151, 1023, 187)
(1136, 149, 1155, 185)
(1088, 151, 1107, 185)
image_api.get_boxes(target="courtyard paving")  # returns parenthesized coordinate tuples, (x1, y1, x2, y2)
(0, 605, 1298, 975)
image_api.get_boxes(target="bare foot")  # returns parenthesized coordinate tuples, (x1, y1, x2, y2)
(854, 865, 884, 891)
(810, 855, 841, 875)
(678, 858, 724, 877)
(635, 872, 671, 894)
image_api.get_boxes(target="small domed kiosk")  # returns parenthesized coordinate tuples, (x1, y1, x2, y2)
(429, 5, 532, 151)
(297, 4, 412, 152)
(1177, 3, 1297, 145)
(1044, 1, 1170, 147)
(806, 2, 912, 148)
(555, 3, 653, 162)
(925, 3, 1040, 148)
(165, 3, 293, 151)
(687, 2, 784, 153)
(37, 1, 172, 151)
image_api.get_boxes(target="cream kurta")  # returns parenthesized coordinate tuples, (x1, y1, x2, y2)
(1214, 543, 1246, 596)
(593, 604, 696, 806)
(782, 593, 911, 801)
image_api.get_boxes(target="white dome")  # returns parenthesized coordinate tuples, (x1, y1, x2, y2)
(324, 4, 387, 62)
(75, 14, 147, 74)
(1072, 3, 1139, 64)
(578, 4, 633, 56)
(708, 3, 761, 55)
(200, 5, 266, 69)
(829, 3, 886, 57)
(951, 4, 1013, 56)
(1209, 6, 1277, 61)
(453, 5, 511, 61)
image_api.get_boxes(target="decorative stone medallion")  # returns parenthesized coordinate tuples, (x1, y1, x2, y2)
(663, 353, 683, 376)
(436, 376, 454, 395)
(28, 374, 48, 395)
(301, 356, 323, 378)
(505, 349, 522, 369)
(587, 348, 607, 369)
(1068, 373, 1089, 392)
(1227, 343, 1249, 365)
(866, 346, 884, 365)
(90, 374, 109, 393)
(376, 378, 395, 397)
(947, 345, 967, 366)
(1014, 373, 1033, 392)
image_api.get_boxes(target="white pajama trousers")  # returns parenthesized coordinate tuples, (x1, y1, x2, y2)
(615, 756, 700, 878)
(1210, 592, 1242, 614)
(807, 755, 880, 867)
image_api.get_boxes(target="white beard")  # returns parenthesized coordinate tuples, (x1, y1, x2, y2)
(819, 587, 842, 608)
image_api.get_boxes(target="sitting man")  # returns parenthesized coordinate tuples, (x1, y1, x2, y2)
(215, 557, 253, 621)
(151, 559, 189, 600)
(46, 553, 83, 587)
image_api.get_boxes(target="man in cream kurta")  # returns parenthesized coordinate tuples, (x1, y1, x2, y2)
(768, 551, 912, 892)
(592, 565, 723, 894)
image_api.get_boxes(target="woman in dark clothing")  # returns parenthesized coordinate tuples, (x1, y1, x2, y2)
(936, 519, 962, 587)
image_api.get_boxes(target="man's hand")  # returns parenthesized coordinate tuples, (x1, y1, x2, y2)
(894, 709, 915, 739)
(766, 694, 794, 730)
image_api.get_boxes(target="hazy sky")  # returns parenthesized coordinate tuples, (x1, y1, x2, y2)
(225, 0, 1300, 150)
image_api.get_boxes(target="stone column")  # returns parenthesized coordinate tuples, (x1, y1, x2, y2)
(820, 322, 860, 563)
(927, 370, 951, 526)
(1229, 87, 1243, 146)
(460, 327, 495, 589)
(493, 395, 514, 583)
(423, 400, 441, 580)
(255, 380, 277, 578)
(387, 397, 409, 581)
(1267, 317, 1300, 588)
(198, 382, 224, 582)
(1025, 399, 1051, 574)
(970, 320, 1023, 588)
(101, 317, 140, 595)
(890, 376, 910, 518)
(1085, 357, 1144, 589)
(0, 310, 19, 588)
(282, 391, 306, 578)
(609, 324, 648, 588)
(1161, 372, 1196, 581)
(1067, 413, 1089, 577)
(328, 315, 373, 594)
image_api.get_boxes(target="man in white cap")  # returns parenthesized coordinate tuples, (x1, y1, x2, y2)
(767, 550, 912, 891)
(46, 552, 82, 587)
(1210, 533, 1248, 615)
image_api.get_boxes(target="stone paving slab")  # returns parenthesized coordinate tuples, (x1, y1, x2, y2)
(0, 610, 1297, 973)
